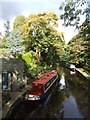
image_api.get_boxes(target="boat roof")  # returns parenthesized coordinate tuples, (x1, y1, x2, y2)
(32, 70, 57, 85)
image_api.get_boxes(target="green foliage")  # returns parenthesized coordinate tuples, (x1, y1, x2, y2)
(59, 0, 90, 28)
(22, 51, 38, 75)
(4, 20, 10, 37)
(60, 45, 70, 62)
(0, 21, 11, 58)
(20, 12, 59, 51)
(80, 20, 90, 68)
(7, 29, 24, 57)
(13, 15, 26, 29)
(69, 34, 85, 65)
(2, 21, 11, 50)
(22, 51, 36, 68)
(60, 0, 90, 70)
(20, 12, 65, 67)
(60, 0, 90, 68)
(1, 12, 66, 78)
(22, 51, 52, 76)
(1, 21, 24, 58)
(69, 20, 90, 69)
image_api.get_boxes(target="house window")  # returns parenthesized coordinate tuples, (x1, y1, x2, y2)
(2, 72, 8, 90)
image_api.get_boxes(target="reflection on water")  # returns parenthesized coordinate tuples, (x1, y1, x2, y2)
(62, 96, 84, 118)
(70, 71, 76, 74)
(7, 67, 88, 119)
(59, 73, 65, 90)
(57, 68, 85, 119)
(27, 67, 88, 119)
(56, 95, 84, 119)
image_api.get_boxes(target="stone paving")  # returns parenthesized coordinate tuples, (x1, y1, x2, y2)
(76, 68, 90, 80)
(2, 85, 30, 119)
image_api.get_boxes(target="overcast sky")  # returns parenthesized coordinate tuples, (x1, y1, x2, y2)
(1, 0, 62, 20)
(0, 0, 78, 43)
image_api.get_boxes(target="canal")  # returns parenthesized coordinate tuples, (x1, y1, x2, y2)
(5, 66, 89, 119)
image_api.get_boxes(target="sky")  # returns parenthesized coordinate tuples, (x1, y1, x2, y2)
(0, 0, 79, 43)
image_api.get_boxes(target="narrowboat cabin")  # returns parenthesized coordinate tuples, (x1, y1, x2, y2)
(25, 70, 58, 101)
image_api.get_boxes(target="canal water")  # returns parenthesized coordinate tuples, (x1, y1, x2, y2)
(6, 66, 89, 119)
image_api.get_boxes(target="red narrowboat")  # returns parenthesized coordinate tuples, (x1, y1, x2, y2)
(25, 70, 58, 101)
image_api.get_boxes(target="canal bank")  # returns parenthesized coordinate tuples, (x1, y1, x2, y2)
(1, 67, 90, 119)
(76, 68, 90, 118)
(2, 67, 90, 119)
(75, 68, 90, 80)
(2, 85, 30, 119)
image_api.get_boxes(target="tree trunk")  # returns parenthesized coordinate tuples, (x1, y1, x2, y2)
(36, 48, 41, 62)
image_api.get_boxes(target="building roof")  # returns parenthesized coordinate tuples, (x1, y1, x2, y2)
(0, 58, 24, 72)
(32, 70, 57, 85)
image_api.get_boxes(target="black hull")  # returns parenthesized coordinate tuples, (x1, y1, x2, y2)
(40, 78, 58, 101)
(24, 76, 59, 104)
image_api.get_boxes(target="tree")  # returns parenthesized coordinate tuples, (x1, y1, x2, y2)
(4, 20, 10, 37)
(69, 20, 90, 68)
(22, 51, 38, 76)
(59, 0, 90, 28)
(7, 30, 24, 58)
(60, 44, 70, 62)
(60, 0, 90, 70)
(79, 20, 90, 68)
(20, 12, 64, 65)
(13, 15, 26, 30)
(2, 20, 11, 49)
(69, 34, 85, 65)
(0, 21, 11, 58)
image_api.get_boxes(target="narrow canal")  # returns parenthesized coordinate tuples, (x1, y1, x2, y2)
(6, 66, 89, 119)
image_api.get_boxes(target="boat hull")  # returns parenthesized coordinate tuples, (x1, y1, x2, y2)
(24, 75, 59, 104)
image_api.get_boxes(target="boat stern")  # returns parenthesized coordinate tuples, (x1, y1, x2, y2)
(25, 94, 41, 101)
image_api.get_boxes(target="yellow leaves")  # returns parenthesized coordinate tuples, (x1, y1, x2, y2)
(20, 12, 59, 39)
(13, 15, 25, 29)
(18, 12, 65, 60)
(20, 23, 29, 38)
(54, 41, 63, 55)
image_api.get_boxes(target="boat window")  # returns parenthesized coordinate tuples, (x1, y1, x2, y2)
(44, 74, 57, 92)
(50, 78, 52, 83)
(53, 75, 57, 80)
(44, 81, 51, 91)
(50, 76, 55, 83)
(51, 77, 54, 82)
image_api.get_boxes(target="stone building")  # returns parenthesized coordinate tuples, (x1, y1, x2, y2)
(0, 58, 27, 91)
